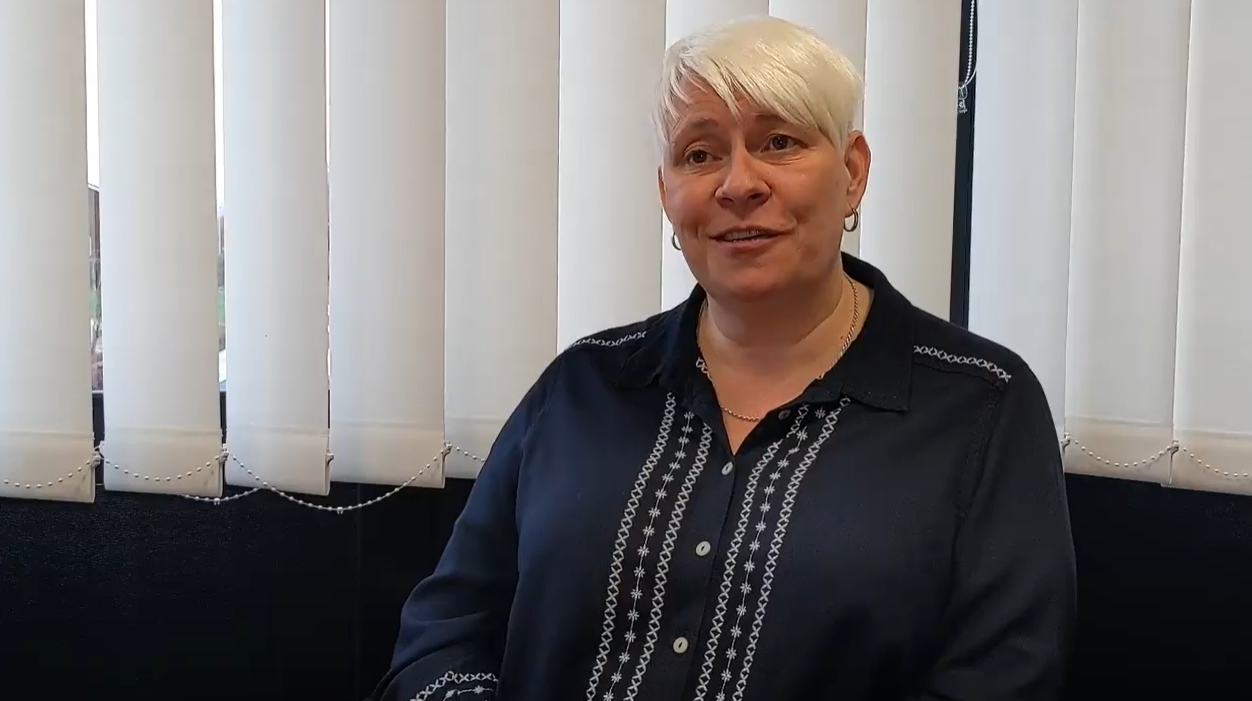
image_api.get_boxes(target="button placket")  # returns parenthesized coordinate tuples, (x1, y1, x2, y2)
(659, 443, 738, 676)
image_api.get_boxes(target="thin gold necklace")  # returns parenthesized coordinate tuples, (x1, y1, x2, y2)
(696, 274, 861, 423)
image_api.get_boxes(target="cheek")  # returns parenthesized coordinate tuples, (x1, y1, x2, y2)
(789, 206, 844, 258)
(664, 185, 709, 232)
(786, 180, 846, 257)
(789, 172, 845, 221)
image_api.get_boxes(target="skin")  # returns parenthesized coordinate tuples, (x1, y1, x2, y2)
(658, 80, 872, 452)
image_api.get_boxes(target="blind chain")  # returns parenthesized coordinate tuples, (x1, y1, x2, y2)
(3, 433, 1248, 504)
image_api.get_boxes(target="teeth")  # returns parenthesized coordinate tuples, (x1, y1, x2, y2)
(724, 229, 767, 242)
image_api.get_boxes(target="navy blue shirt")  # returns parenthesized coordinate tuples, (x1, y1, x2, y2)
(372, 254, 1076, 701)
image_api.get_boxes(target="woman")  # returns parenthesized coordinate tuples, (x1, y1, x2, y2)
(372, 16, 1075, 701)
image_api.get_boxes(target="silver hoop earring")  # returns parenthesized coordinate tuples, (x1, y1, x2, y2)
(843, 209, 860, 233)
(671, 232, 682, 251)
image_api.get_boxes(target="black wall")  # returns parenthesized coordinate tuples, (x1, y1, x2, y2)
(1, 395, 472, 699)
(4, 7, 1252, 699)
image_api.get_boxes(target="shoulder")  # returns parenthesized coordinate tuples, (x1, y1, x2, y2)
(563, 317, 655, 354)
(555, 308, 670, 376)
(510, 309, 668, 414)
(905, 309, 1060, 482)
(908, 306, 1029, 392)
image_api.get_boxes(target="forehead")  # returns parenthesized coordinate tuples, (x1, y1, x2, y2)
(671, 86, 785, 133)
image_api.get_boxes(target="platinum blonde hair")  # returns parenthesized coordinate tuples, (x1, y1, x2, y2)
(652, 15, 864, 156)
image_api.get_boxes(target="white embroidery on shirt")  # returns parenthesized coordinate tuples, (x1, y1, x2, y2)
(913, 345, 1012, 382)
(602, 410, 695, 701)
(623, 422, 714, 701)
(585, 398, 716, 701)
(568, 329, 648, 349)
(713, 405, 821, 701)
(692, 407, 811, 701)
(584, 394, 677, 701)
(411, 671, 497, 701)
(732, 397, 852, 701)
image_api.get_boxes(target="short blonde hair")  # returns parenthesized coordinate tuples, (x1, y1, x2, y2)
(652, 16, 863, 155)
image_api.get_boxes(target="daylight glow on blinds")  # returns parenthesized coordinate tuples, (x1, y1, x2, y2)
(327, 0, 445, 488)
(96, 0, 222, 498)
(1064, 0, 1189, 485)
(659, 0, 772, 310)
(968, 0, 1079, 433)
(557, 0, 667, 347)
(222, 0, 330, 495)
(0, 1, 96, 503)
(768, 0, 868, 256)
(443, 0, 560, 479)
(1172, 2, 1252, 495)
(859, 0, 961, 318)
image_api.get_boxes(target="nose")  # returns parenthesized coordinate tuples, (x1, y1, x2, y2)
(715, 146, 769, 213)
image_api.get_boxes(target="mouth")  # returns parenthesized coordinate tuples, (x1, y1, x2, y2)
(711, 227, 785, 244)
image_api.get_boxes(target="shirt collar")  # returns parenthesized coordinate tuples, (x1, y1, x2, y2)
(618, 253, 914, 412)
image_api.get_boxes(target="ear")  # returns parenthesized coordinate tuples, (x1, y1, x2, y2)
(843, 131, 871, 212)
(657, 166, 668, 212)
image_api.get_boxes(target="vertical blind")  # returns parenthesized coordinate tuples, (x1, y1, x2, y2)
(223, 0, 331, 496)
(95, 0, 223, 497)
(327, 0, 444, 489)
(970, 0, 1252, 496)
(443, 0, 561, 479)
(0, 1, 96, 503)
(859, 0, 963, 319)
(4, 0, 990, 505)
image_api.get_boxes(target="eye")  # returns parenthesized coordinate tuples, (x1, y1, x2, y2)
(766, 134, 797, 150)
(684, 149, 711, 165)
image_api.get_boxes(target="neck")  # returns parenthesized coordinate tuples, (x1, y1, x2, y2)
(700, 268, 853, 378)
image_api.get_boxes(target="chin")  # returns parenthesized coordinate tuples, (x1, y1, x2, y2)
(706, 270, 789, 303)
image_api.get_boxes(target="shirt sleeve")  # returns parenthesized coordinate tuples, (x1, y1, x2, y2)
(367, 358, 562, 701)
(914, 362, 1078, 701)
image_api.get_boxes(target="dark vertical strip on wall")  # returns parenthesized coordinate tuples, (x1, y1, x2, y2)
(949, 1, 976, 328)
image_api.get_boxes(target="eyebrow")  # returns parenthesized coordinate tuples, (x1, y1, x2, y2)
(668, 112, 798, 151)
(672, 116, 719, 136)
(752, 113, 788, 125)
(675, 112, 788, 133)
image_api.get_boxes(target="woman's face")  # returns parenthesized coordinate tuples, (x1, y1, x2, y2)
(659, 82, 870, 303)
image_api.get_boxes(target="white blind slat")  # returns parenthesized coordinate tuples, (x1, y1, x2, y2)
(223, 0, 330, 495)
(97, 0, 222, 497)
(1064, 0, 1190, 484)
(767, 0, 868, 256)
(968, 0, 1079, 433)
(1172, 1, 1252, 494)
(859, 0, 962, 319)
(0, 1, 95, 502)
(659, 0, 772, 311)
(444, 0, 560, 479)
(557, 0, 667, 347)
(327, 0, 445, 487)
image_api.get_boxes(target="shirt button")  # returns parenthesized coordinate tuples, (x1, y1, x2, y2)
(695, 541, 712, 557)
(778, 409, 791, 420)
(672, 636, 689, 654)
(721, 462, 734, 475)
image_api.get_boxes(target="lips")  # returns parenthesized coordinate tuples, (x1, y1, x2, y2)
(712, 227, 784, 243)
